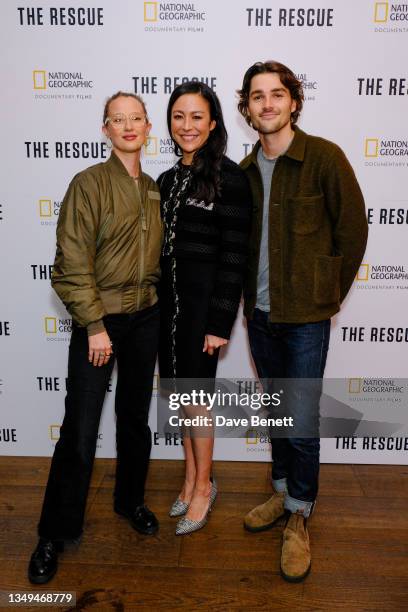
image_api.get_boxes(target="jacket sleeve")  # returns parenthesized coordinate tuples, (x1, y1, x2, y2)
(206, 166, 252, 339)
(51, 173, 106, 331)
(323, 146, 368, 302)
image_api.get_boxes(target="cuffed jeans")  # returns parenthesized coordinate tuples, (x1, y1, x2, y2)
(38, 304, 160, 541)
(247, 308, 330, 517)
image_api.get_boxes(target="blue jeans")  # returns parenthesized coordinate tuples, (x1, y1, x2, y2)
(247, 309, 331, 516)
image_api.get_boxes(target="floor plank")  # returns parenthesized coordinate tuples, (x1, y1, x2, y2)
(0, 458, 406, 611)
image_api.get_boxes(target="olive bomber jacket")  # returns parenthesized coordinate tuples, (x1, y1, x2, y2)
(52, 152, 163, 334)
(240, 127, 368, 322)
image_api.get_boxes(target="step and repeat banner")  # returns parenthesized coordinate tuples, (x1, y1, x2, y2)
(1, 0, 407, 464)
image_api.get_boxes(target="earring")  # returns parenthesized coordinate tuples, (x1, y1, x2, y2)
(106, 138, 112, 149)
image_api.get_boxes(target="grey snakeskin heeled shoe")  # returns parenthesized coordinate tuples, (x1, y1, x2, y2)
(175, 479, 217, 536)
(169, 497, 189, 517)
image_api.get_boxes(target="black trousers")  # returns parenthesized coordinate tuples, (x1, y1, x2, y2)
(38, 304, 160, 541)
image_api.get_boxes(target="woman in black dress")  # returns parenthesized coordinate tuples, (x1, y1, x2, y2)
(158, 82, 251, 535)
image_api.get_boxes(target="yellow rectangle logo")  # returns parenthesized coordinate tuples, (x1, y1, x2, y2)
(33, 70, 46, 90)
(39, 199, 52, 217)
(144, 136, 158, 156)
(144, 2, 158, 21)
(365, 138, 379, 157)
(44, 317, 57, 334)
(246, 428, 259, 445)
(50, 425, 60, 441)
(348, 378, 362, 394)
(356, 263, 370, 281)
(374, 2, 388, 22)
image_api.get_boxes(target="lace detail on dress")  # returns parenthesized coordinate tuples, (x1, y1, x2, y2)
(161, 163, 192, 377)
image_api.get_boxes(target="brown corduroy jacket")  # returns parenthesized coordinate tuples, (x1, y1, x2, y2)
(240, 127, 368, 322)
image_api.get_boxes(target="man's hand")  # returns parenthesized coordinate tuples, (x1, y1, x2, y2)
(88, 331, 113, 367)
(203, 335, 228, 356)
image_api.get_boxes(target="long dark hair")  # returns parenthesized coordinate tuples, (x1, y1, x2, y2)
(167, 81, 227, 203)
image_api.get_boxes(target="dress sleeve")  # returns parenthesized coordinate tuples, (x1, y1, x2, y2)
(51, 173, 106, 331)
(206, 164, 252, 339)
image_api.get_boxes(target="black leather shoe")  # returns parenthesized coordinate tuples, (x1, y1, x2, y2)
(28, 538, 64, 584)
(114, 504, 159, 535)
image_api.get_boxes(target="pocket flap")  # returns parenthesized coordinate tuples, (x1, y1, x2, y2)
(148, 190, 160, 200)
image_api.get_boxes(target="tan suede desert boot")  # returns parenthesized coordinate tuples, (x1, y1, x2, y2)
(243, 491, 285, 532)
(280, 512, 311, 582)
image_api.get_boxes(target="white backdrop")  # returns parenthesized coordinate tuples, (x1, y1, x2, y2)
(1, 0, 407, 464)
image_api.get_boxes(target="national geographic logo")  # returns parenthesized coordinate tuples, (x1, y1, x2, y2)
(132, 75, 217, 95)
(364, 137, 408, 167)
(0, 428, 17, 443)
(33, 69, 93, 101)
(246, 7, 334, 27)
(341, 326, 408, 343)
(348, 377, 403, 400)
(144, 2, 206, 33)
(355, 263, 408, 291)
(367, 206, 408, 225)
(38, 199, 62, 226)
(373, 2, 408, 32)
(143, 136, 175, 168)
(25, 141, 108, 160)
(295, 72, 318, 101)
(245, 428, 271, 453)
(0, 322, 11, 337)
(44, 316, 72, 342)
(18, 7, 104, 26)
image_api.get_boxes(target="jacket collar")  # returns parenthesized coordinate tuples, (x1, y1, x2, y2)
(106, 150, 142, 177)
(241, 125, 307, 168)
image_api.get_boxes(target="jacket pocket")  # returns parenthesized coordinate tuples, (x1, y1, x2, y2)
(148, 189, 160, 200)
(289, 194, 324, 235)
(314, 254, 343, 305)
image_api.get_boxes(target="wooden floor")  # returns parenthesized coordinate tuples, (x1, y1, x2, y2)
(0, 458, 407, 612)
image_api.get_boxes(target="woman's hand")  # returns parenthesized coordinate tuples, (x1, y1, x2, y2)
(203, 334, 228, 356)
(88, 331, 113, 367)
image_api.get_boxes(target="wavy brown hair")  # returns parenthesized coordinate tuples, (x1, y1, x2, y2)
(237, 61, 304, 126)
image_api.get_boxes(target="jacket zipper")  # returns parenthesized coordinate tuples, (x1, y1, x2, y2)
(133, 178, 147, 309)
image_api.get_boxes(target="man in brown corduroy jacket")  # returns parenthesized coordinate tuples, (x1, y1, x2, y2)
(237, 61, 368, 583)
